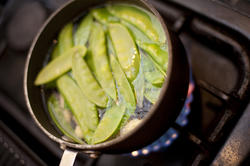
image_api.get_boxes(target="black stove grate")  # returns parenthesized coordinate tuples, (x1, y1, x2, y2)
(0, 121, 45, 166)
(155, 0, 250, 165)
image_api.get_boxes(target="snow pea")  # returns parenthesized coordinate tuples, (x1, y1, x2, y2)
(121, 20, 152, 45)
(51, 44, 60, 60)
(74, 14, 93, 46)
(57, 75, 98, 143)
(121, 20, 168, 75)
(92, 104, 126, 144)
(72, 51, 108, 107)
(58, 23, 74, 55)
(141, 50, 165, 87)
(144, 81, 162, 104)
(141, 43, 168, 73)
(47, 93, 84, 144)
(119, 107, 136, 130)
(35, 46, 87, 85)
(107, 4, 166, 44)
(88, 22, 117, 100)
(91, 8, 119, 25)
(108, 23, 140, 81)
(108, 37, 136, 108)
(146, 8, 166, 45)
(132, 57, 145, 108)
(45, 45, 60, 88)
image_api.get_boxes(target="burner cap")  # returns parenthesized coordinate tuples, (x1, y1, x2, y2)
(6, 2, 47, 51)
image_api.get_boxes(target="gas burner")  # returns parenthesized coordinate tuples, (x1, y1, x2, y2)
(130, 74, 195, 157)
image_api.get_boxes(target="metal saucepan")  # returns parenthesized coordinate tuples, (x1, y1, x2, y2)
(24, 0, 189, 165)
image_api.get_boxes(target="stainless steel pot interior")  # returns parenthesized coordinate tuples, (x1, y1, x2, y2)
(24, 0, 189, 153)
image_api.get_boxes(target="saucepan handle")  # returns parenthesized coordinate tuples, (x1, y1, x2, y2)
(59, 149, 78, 166)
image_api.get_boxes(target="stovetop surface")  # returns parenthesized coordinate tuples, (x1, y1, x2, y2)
(0, 0, 249, 166)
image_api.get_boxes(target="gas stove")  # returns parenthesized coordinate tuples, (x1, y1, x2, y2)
(0, 0, 249, 165)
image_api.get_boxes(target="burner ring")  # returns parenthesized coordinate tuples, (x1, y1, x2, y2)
(129, 73, 195, 156)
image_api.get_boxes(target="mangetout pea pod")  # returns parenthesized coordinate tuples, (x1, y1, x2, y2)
(108, 37, 136, 108)
(35, 46, 87, 85)
(132, 57, 145, 108)
(118, 106, 136, 131)
(141, 50, 165, 87)
(92, 104, 126, 144)
(58, 23, 74, 55)
(108, 23, 140, 82)
(72, 51, 108, 107)
(47, 93, 84, 144)
(110, 55, 136, 108)
(91, 8, 119, 25)
(88, 22, 117, 101)
(121, 20, 168, 74)
(48, 23, 74, 88)
(74, 14, 93, 46)
(57, 75, 98, 144)
(140, 43, 168, 73)
(107, 4, 166, 44)
(144, 80, 161, 104)
(51, 44, 60, 60)
(121, 20, 152, 45)
(144, 6, 166, 45)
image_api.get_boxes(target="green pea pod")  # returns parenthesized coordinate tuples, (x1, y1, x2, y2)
(45, 44, 60, 88)
(141, 43, 168, 73)
(107, 34, 116, 58)
(72, 51, 108, 107)
(121, 20, 168, 75)
(121, 20, 152, 45)
(132, 57, 145, 108)
(58, 23, 74, 55)
(35, 46, 87, 85)
(144, 80, 162, 104)
(146, 8, 166, 45)
(92, 104, 126, 144)
(51, 44, 60, 60)
(74, 14, 93, 46)
(107, 4, 166, 44)
(108, 38, 136, 108)
(141, 50, 165, 87)
(57, 75, 98, 144)
(84, 50, 95, 71)
(88, 22, 117, 101)
(91, 8, 119, 25)
(47, 93, 84, 144)
(108, 23, 140, 82)
(119, 107, 136, 130)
